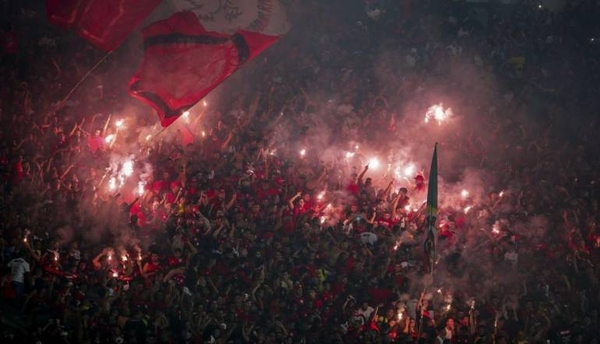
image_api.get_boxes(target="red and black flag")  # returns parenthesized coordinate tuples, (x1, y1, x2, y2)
(128, 11, 278, 127)
(45, 0, 161, 51)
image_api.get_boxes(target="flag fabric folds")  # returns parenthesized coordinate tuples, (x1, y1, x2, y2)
(45, 0, 161, 51)
(424, 143, 438, 274)
(129, 11, 278, 127)
(45, 0, 288, 126)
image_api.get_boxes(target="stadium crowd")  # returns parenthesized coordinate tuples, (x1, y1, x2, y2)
(1, 0, 600, 343)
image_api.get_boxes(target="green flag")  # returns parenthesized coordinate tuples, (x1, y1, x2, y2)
(424, 143, 438, 274)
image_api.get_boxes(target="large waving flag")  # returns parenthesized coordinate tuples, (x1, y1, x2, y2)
(45, 0, 161, 51)
(45, 0, 289, 127)
(129, 11, 278, 127)
(424, 143, 438, 274)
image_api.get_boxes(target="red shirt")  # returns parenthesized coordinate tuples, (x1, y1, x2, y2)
(347, 183, 360, 196)
(12, 162, 24, 184)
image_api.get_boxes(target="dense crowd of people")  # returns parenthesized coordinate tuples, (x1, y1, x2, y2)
(1, 0, 600, 343)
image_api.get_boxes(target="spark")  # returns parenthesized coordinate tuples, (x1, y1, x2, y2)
(137, 181, 146, 197)
(317, 191, 326, 201)
(492, 222, 500, 234)
(182, 111, 190, 118)
(464, 206, 472, 214)
(115, 119, 124, 128)
(122, 159, 134, 177)
(320, 216, 326, 224)
(368, 157, 380, 169)
(425, 103, 453, 125)
(145, 134, 152, 141)
(345, 151, 355, 159)
(499, 190, 505, 197)
(203, 100, 207, 106)
(403, 164, 415, 177)
(461, 189, 469, 198)
(300, 149, 306, 157)
(121, 255, 128, 262)
(202, 131, 206, 138)
(104, 134, 116, 144)
(108, 177, 117, 191)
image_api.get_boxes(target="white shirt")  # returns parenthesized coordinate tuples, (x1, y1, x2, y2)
(8, 258, 30, 283)
(358, 306, 375, 320)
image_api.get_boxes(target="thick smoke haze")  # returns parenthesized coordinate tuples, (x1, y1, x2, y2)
(18, 0, 580, 308)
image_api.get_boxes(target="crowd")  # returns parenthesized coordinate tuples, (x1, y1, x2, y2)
(1, 0, 600, 343)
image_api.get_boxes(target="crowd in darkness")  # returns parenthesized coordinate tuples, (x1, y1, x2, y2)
(2, 0, 600, 343)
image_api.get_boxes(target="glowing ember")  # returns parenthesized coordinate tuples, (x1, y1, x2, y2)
(122, 160, 134, 177)
(368, 157, 380, 169)
(461, 189, 469, 198)
(317, 191, 326, 201)
(499, 190, 505, 197)
(108, 177, 117, 191)
(437, 288, 442, 294)
(464, 206, 472, 214)
(300, 149, 306, 157)
(145, 134, 152, 141)
(105, 134, 116, 144)
(425, 103, 454, 125)
(492, 222, 500, 234)
(115, 119, 124, 128)
(182, 111, 190, 123)
(137, 181, 146, 197)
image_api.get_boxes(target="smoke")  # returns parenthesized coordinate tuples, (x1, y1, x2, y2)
(17, 0, 584, 306)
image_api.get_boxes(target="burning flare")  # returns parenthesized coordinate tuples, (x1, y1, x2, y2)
(425, 103, 454, 125)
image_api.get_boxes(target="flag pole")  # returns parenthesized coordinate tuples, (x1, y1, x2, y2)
(57, 50, 113, 109)
(426, 143, 438, 277)
(417, 143, 439, 342)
